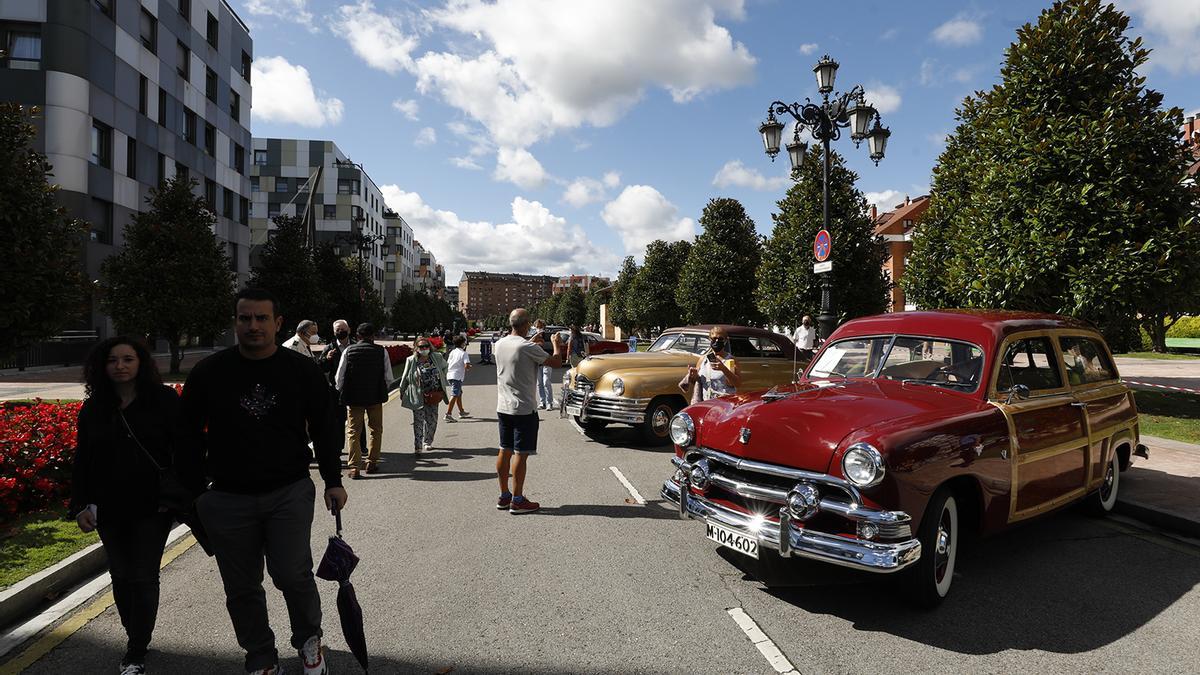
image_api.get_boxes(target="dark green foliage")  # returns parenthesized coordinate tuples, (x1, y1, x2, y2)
(0, 104, 87, 359)
(630, 239, 692, 330)
(608, 256, 640, 331)
(757, 146, 889, 326)
(585, 285, 606, 327)
(676, 198, 762, 325)
(555, 286, 587, 327)
(313, 243, 359, 329)
(249, 216, 329, 337)
(99, 177, 234, 373)
(389, 287, 458, 335)
(903, 0, 1199, 351)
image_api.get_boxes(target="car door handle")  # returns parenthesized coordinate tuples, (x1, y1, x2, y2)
(1070, 401, 1086, 408)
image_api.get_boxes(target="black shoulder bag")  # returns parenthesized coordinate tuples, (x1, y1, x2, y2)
(117, 409, 195, 513)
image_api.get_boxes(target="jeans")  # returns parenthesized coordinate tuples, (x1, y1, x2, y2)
(413, 403, 439, 448)
(537, 365, 554, 407)
(97, 511, 173, 664)
(196, 478, 322, 672)
(346, 403, 383, 468)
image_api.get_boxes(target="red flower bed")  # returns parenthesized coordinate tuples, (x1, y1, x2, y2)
(385, 344, 413, 366)
(0, 400, 82, 523)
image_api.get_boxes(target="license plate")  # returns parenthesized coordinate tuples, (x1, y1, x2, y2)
(706, 521, 759, 559)
(566, 405, 582, 416)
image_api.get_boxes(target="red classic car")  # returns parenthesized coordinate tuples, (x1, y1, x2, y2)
(555, 330, 630, 356)
(662, 310, 1147, 606)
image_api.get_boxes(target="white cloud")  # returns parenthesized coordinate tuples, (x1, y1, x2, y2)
(602, 171, 621, 189)
(601, 185, 696, 257)
(863, 83, 902, 114)
(799, 43, 819, 55)
(245, 0, 315, 29)
(449, 156, 483, 170)
(250, 57, 344, 127)
(932, 14, 983, 46)
(712, 160, 788, 191)
(391, 98, 419, 120)
(920, 58, 980, 87)
(493, 147, 547, 189)
(415, 127, 437, 147)
(1115, 0, 1200, 73)
(332, 1, 419, 75)
(865, 190, 904, 212)
(379, 185, 619, 281)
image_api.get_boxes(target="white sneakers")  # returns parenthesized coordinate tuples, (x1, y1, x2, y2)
(120, 664, 145, 675)
(300, 635, 327, 675)
(422, 443, 433, 452)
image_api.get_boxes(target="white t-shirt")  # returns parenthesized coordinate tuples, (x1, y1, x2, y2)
(447, 347, 470, 381)
(282, 335, 314, 359)
(495, 335, 549, 415)
(793, 325, 816, 350)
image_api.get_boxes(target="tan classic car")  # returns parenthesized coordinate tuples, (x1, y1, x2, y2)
(563, 325, 805, 443)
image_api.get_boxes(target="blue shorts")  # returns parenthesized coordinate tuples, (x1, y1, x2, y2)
(498, 412, 539, 455)
(448, 379, 463, 397)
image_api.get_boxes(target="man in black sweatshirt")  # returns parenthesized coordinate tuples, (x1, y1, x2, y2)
(179, 288, 347, 675)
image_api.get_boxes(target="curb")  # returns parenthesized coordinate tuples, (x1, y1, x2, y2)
(1115, 498, 1200, 539)
(0, 542, 107, 632)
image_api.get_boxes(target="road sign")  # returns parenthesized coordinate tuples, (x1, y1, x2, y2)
(814, 229, 831, 262)
(813, 260, 832, 274)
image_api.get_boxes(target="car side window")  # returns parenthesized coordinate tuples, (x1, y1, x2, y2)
(750, 337, 786, 358)
(997, 337, 1063, 392)
(673, 335, 699, 353)
(1058, 336, 1116, 385)
(729, 336, 757, 358)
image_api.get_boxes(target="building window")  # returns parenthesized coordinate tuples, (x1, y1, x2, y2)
(203, 122, 215, 156)
(228, 241, 239, 272)
(176, 41, 189, 80)
(206, 12, 218, 48)
(93, 0, 114, 18)
(183, 108, 196, 145)
(254, 149, 268, 166)
(268, 202, 280, 218)
(2, 24, 42, 69)
(241, 51, 251, 81)
(176, 164, 189, 184)
(230, 90, 240, 122)
(126, 137, 137, 179)
(205, 66, 217, 101)
(386, 261, 396, 272)
(178, 0, 190, 21)
(90, 199, 113, 244)
(323, 204, 337, 219)
(275, 177, 289, 193)
(204, 179, 216, 210)
(137, 75, 147, 115)
(90, 121, 111, 167)
(234, 144, 245, 174)
(139, 9, 156, 53)
(337, 178, 359, 195)
(157, 88, 167, 125)
(157, 152, 166, 185)
(250, 176, 260, 192)
(239, 197, 249, 224)
(223, 187, 233, 218)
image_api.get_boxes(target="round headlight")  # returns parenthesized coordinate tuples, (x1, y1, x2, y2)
(611, 377, 625, 396)
(669, 412, 695, 447)
(841, 443, 886, 488)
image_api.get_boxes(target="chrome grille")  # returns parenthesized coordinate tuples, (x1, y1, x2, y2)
(573, 374, 594, 394)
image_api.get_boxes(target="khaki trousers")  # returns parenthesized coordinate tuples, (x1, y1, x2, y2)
(346, 403, 383, 467)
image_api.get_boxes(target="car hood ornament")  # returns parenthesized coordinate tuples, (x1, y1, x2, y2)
(739, 427, 751, 444)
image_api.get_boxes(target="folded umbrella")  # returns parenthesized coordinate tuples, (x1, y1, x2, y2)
(317, 506, 368, 672)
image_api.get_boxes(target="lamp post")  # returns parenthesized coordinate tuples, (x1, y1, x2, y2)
(758, 55, 891, 344)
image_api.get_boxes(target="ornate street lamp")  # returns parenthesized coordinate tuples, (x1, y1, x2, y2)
(758, 55, 892, 344)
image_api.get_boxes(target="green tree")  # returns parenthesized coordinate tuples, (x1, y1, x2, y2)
(608, 256, 640, 332)
(677, 198, 763, 325)
(585, 285, 606, 327)
(903, 0, 1199, 351)
(534, 292, 561, 326)
(313, 243, 358, 329)
(0, 103, 87, 359)
(248, 215, 328, 336)
(757, 146, 890, 327)
(99, 177, 234, 373)
(631, 239, 692, 330)
(556, 285, 587, 327)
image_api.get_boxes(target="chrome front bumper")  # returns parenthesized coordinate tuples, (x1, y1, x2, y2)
(563, 389, 650, 425)
(661, 478, 922, 573)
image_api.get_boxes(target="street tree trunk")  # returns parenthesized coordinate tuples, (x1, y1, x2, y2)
(167, 332, 184, 374)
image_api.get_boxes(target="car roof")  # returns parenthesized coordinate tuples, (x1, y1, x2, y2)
(830, 309, 1099, 348)
(661, 324, 799, 357)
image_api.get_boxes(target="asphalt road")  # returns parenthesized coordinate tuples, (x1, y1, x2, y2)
(14, 346, 1200, 674)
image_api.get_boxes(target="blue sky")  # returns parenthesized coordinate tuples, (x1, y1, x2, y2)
(235, 0, 1200, 284)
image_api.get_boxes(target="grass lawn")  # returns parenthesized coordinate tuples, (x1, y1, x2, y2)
(1115, 351, 1200, 361)
(0, 511, 99, 590)
(1134, 389, 1200, 445)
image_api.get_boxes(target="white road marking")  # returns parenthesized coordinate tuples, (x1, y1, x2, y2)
(608, 466, 646, 505)
(726, 607, 799, 674)
(1125, 380, 1200, 395)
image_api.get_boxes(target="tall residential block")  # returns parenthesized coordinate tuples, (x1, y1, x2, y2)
(458, 271, 557, 321)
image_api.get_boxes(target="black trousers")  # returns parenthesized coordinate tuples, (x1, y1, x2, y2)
(97, 510, 173, 663)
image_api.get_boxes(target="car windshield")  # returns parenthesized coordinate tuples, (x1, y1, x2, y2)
(809, 335, 984, 391)
(648, 333, 711, 354)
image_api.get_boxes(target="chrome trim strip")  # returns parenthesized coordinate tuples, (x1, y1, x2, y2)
(662, 480, 921, 573)
(686, 447, 864, 503)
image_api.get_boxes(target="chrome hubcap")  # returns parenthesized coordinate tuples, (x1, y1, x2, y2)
(1100, 464, 1114, 500)
(652, 408, 671, 433)
(936, 529, 949, 556)
(934, 509, 952, 583)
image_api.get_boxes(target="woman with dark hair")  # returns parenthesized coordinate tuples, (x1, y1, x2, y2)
(72, 337, 180, 675)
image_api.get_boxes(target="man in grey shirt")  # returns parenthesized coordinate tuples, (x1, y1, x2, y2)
(494, 308, 565, 514)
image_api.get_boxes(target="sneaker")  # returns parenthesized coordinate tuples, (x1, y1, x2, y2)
(444, 414, 457, 422)
(423, 443, 433, 452)
(120, 664, 146, 675)
(414, 446, 421, 456)
(509, 496, 540, 514)
(348, 467, 361, 480)
(497, 492, 512, 510)
(299, 635, 326, 675)
(459, 411, 471, 418)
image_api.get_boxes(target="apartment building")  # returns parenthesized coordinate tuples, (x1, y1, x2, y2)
(871, 195, 930, 312)
(0, 0, 253, 335)
(413, 239, 445, 298)
(551, 274, 610, 294)
(458, 271, 557, 321)
(383, 206, 416, 307)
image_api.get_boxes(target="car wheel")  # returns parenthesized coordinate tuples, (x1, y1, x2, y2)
(638, 396, 680, 445)
(573, 415, 608, 434)
(903, 489, 958, 608)
(1086, 447, 1121, 515)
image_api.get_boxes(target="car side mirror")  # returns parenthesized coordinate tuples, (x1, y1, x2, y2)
(1005, 384, 1030, 404)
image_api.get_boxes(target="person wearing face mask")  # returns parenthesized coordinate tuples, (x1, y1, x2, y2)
(335, 323, 395, 479)
(682, 326, 742, 402)
(319, 319, 358, 458)
(282, 320, 320, 361)
(398, 336, 451, 455)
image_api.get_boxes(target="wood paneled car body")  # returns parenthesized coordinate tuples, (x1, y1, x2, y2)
(564, 325, 805, 443)
(661, 310, 1147, 605)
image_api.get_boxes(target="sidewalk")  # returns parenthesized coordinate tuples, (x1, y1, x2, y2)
(1118, 434, 1200, 538)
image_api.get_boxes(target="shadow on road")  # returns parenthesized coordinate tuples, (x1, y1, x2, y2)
(537, 500, 680, 520)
